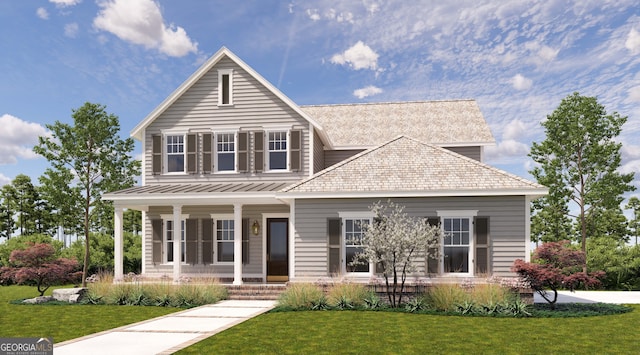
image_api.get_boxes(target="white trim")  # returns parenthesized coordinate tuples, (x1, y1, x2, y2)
(141, 130, 146, 185)
(217, 68, 234, 106)
(289, 200, 296, 278)
(262, 213, 290, 282)
(437, 210, 477, 277)
(339, 212, 374, 277)
(210, 214, 235, 265)
(214, 131, 238, 173)
(141, 210, 146, 275)
(279, 189, 549, 199)
(309, 123, 314, 178)
(525, 195, 532, 262)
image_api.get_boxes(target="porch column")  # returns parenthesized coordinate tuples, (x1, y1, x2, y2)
(173, 204, 183, 283)
(113, 205, 124, 281)
(233, 203, 243, 285)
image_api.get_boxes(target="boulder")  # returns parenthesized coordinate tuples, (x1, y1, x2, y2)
(22, 296, 54, 304)
(52, 287, 87, 303)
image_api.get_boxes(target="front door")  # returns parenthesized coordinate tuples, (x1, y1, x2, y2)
(266, 218, 288, 282)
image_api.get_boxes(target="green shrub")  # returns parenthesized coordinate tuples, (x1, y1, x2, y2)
(277, 283, 324, 310)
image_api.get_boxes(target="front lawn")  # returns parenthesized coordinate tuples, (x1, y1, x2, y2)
(0, 286, 180, 342)
(177, 306, 639, 354)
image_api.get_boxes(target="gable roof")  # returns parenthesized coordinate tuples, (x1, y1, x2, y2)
(130, 47, 329, 144)
(301, 100, 495, 148)
(280, 136, 546, 198)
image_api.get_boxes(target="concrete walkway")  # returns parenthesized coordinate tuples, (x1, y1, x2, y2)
(534, 290, 640, 304)
(54, 300, 276, 355)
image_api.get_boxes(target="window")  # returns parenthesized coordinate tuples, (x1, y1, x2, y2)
(343, 216, 371, 273)
(165, 219, 185, 263)
(268, 131, 287, 170)
(216, 133, 236, 172)
(166, 135, 185, 173)
(218, 69, 233, 105)
(438, 210, 477, 275)
(216, 219, 235, 263)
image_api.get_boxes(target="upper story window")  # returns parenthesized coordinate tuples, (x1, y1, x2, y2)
(216, 133, 236, 172)
(166, 135, 185, 173)
(268, 131, 287, 170)
(218, 69, 233, 106)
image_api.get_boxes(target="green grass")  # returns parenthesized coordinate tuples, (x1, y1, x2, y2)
(0, 285, 181, 342)
(177, 306, 639, 354)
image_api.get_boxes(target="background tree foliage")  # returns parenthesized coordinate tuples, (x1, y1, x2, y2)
(34, 102, 140, 286)
(529, 92, 635, 269)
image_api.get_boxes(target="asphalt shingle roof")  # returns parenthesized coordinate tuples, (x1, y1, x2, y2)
(282, 136, 545, 194)
(301, 100, 495, 148)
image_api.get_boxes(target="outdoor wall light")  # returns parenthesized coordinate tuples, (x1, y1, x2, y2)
(252, 220, 260, 235)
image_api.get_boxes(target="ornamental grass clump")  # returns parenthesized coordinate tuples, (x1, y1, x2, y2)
(326, 282, 370, 308)
(277, 283, 324, 310)
(426, 283, 467, 312)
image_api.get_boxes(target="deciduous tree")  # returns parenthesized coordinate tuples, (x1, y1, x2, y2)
(0, 243, 80, 296)
(529, 92, 635, 271)
(34, 102, 140, 286)
(357, 201, 441, 307)
(512, 241, 604, 306)
(626, 197, 640, 245)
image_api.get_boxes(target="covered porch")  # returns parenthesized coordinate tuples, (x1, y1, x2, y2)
(103, 182, 296, 285)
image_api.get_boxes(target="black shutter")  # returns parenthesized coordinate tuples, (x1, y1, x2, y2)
(254, 131, 264, 173)
(238, 132, 248, 173)
(425, 216, 440, 275)
(202, 219, 213, 264)
(152, 219, 163, 264)
(242, 218, 250, 264)
(187, 134, 197, 174)
(202, 133, 212, 174)
(152, 135, 162, 175)
(186, 219, 198, 265)
(290, 130, 301, 172)
(475, 217, 489, 275)
(328, 218, 341, 275)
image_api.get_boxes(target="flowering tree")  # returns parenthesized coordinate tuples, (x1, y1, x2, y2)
(357, 201, 441, 307)
(512, 241, 604, 306)
(0, 243, 81, 296)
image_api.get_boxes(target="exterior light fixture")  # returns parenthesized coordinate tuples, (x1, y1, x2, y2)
(252, 220, 260, 235)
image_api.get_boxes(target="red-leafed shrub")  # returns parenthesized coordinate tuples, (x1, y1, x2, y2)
(0, 243, 81, 296)
(512, 241, 604, 305)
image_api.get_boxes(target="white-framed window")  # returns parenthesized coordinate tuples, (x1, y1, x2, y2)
(165, 134, 185, 173)
(163, 218, 186, 264)
(267, 131, 287, 171)
(218, 69, 233, 106)
(215, 132, 236, 172)
(437, 210, 478, 275)
(339, 212, 374, 275)
(214, 216, 235, 263)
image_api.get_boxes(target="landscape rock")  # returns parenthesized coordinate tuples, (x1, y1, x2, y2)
(52, 287, 87, 303)
(22, 296, 54, 304)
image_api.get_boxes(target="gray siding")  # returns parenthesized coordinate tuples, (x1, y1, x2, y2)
(445, 146, 482, 161)
(293, 196, 526, 279)
(144, 57, 310, 183)
(323, 149, 365, 168)
(313, 129, 325, 174)
(142, 204, 288, 278)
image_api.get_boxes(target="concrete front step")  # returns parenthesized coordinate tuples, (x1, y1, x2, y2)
(225, 284, 287, 300)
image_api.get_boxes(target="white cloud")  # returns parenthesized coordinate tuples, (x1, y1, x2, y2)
(0, 114, 49, 165)
(353, 85, 383, 99)
(626, 28, 640, 54)
(93, 0, 198, 57)
(484, 139, 530, 163)
(331, 41, 378, 70)
(511, 74, 532, 91)
(306, 9, 320, 21)
(0, 173, 9, 187)
(36, 7, 49, 20)
(64, 23, 79, 38)
(49, 0, 81, 7)
(629, 86, 640, 102)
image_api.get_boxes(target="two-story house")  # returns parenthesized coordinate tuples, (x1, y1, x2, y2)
(103, 47, 547, 285)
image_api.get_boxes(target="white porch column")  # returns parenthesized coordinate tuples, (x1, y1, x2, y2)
(289, 199, 295, 280)
(233, 203, 243, 285)
(114, 206, 124, 281)
(173, 204, 183, 283)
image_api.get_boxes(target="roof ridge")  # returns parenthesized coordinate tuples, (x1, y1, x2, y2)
(300, 99, 476, 108)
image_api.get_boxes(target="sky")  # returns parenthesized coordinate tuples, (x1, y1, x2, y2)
(1, 0, 640, 203)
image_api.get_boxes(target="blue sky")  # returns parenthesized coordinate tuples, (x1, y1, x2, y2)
(1, 0, 640, 202)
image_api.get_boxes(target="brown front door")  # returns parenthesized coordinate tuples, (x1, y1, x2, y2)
(266, 218, 288, 282)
